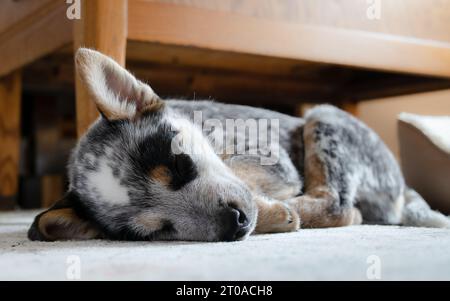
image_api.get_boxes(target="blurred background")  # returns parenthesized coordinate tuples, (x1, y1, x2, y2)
(1, 0, 449, 210)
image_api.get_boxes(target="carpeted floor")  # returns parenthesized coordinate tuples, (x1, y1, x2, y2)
(1, 210, 449, 280)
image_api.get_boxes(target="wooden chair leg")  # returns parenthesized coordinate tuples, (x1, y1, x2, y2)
(73, 0, 128, 137)
(0, 71, 21, 210)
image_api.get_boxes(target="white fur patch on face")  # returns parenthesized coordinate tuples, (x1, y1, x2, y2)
(87, 158, 130, 205)
(166, 113, 251, 193)
(167, 114, 228, 174)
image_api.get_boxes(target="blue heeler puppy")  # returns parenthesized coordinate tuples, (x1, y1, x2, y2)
(28, 49, 450, 242)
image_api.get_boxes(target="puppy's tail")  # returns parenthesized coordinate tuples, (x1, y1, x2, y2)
(401, 188, 450, 228)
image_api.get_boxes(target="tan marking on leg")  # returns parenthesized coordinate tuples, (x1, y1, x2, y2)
(253, 195, 300, 234)
(284, 121, 356, 229)
(303, 120, 329, 190)
(287, 195, 355, 228)
(149, 165, 171, 186)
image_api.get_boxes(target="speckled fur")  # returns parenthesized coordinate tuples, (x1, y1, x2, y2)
(28, 49, 450, 242)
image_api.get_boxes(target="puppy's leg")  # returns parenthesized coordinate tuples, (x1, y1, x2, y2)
(253, 195, 300, 233)
(286, 196, 362, 228)
(287, 106, 362, 228)
(224, 153, 303, 233)
(252, 193, 360, 233)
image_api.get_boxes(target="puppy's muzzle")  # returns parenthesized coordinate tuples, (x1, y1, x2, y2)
(220, 206, 250, 241)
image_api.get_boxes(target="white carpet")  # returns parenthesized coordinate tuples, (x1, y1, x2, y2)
(1, 210, 450, 281)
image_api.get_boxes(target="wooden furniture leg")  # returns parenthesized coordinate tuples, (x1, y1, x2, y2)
(339, 101, 359, 117)
(0, 71, 21, 210)
(73, 0, 128, 136)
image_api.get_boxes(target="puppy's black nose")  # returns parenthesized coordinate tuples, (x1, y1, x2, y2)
(221, 207, 249, 241)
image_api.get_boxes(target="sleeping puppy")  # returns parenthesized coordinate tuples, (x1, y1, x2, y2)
(28, 48, 450, 242)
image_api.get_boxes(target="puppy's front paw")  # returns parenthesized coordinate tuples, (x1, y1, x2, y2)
(254, 199, 300, 234)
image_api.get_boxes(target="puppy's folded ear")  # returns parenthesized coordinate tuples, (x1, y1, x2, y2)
(75, 47, 163, 121)
(28, 192, 101, 241)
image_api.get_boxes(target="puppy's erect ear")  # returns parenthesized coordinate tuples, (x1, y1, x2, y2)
(28, 192, 101, 241)
(75, 48, 163, 121)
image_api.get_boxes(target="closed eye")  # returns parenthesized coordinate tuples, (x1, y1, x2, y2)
(170, 154, 198, 189)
